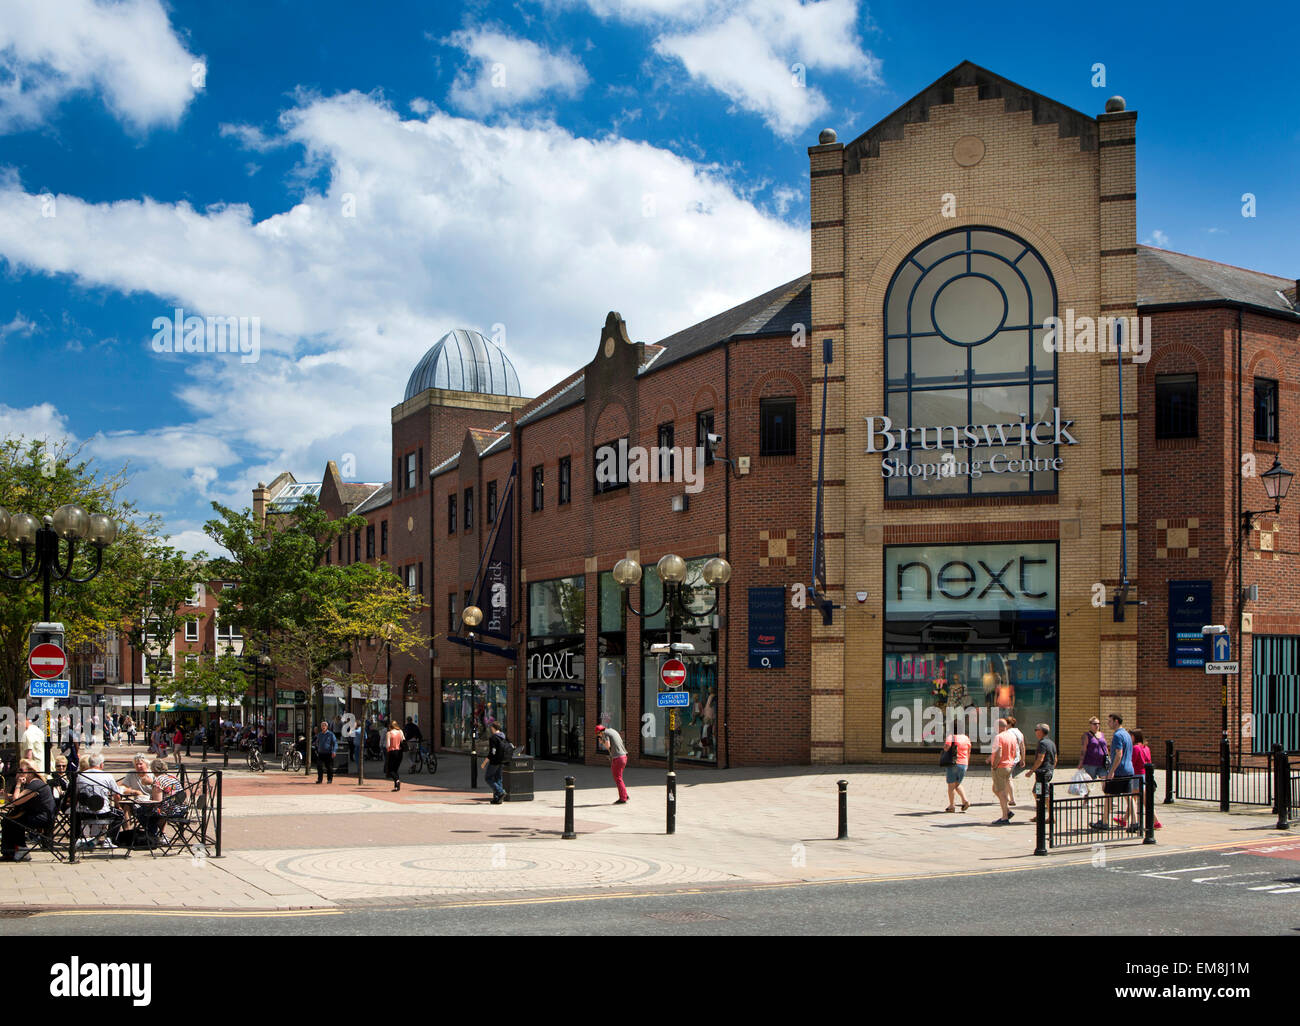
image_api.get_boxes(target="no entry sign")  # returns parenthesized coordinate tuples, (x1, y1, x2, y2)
(29, 643, 68, 680)
(660, 658, 686, 689)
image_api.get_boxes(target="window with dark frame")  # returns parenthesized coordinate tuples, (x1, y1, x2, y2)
(658, 422, 674, 481)
(559, 456, 571, 505)
(354, 529, 361, 562)
(366, 524, 375, 558)
(532, 465, 544, 511)
(1155, 373, 1198, 439)
(448, 494, 457, 534)
(418, 448, 424, 489)
(593, 438, 629, 494)
(760, 397, 796, 456)
(1255, 377, 1279, 443)
(697, 410, 715, 466)
(487, 480, 497, 523)
(464, 487, 473, 531)
(449, 592, 458, 631)
(406, 453, 417, 490)
(380, 520, 388, 555)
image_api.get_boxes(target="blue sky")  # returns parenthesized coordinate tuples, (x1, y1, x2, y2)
(1, 0, 1296, 553)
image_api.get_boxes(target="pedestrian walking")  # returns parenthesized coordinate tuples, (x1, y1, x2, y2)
(315, 721, 337, 784)
(1077, 716, 1108, 780)
(987, 717, 1019, 823)
(1097, 713, 1139, 830)
(941, 728, 971, 812)
(481, 720, 512, 804)
(124, 716, 136, 746)
(1129, 729, 1161, 829)
(594, 725, 629, 804)
(384, 720, 405, 791)
(1005, 715, 1026, 808)
(172, 725, 184, 769)
(1027, 723, 1058, 823)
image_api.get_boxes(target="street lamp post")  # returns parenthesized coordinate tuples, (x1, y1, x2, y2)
(612, 554, 731, 834)
(1234, 456, 1293, 750)
(462, 604, 483, 789)
(0, 504, 118, 770)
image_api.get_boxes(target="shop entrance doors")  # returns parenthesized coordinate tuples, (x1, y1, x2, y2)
(526, 694, 584, 761)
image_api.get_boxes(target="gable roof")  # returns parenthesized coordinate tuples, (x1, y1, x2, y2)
(843, 61, 1098, 174)
(1138, 246, 1299, 319)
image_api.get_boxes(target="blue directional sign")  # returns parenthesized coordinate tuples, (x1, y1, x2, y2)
(656, 691, 690, 708)
(29, 678, 70, 699)
(1212, 633, 1231, 661)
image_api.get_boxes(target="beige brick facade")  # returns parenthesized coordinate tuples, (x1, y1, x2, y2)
(810, 64, 1138, 762)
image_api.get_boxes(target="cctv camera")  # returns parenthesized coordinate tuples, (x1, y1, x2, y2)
(706, 432, 722, 450)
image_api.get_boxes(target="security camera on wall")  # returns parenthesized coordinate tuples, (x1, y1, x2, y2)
(706, 432, 722, 454)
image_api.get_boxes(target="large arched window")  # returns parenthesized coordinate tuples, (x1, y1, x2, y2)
(883, 227, 1057, 497)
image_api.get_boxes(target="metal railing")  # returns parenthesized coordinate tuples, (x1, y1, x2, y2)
(1034, 766, 1156, 853)
(64, 766, 222, 862)
(1165, 739, 1296, 812)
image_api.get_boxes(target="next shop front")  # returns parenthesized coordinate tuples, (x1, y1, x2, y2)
(883, 542, 1058, 752)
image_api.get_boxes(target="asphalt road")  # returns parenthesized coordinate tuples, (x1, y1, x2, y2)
(8, 841, 1299, 936)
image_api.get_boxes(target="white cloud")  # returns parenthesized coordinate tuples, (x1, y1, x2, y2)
(0, 311, 37, 340)
(444, 27, 589, 115)
(0, 401, 72, 444)
(0, 0, 201, 133)
(0, 91, 807, 533)
(1144, 229, 1170, 248)
(551, 0, 881, 137)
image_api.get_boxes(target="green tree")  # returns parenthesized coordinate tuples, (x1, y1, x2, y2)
(171, 651, 249, 746)
(0, 437, 192, 710)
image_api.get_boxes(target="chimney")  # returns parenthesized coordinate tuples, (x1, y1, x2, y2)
(253, 481, 268, 528)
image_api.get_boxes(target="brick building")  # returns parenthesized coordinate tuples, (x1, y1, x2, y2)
(261, 61, 1298, 769)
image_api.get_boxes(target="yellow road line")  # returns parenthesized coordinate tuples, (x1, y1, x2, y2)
(33, 908, 340, 919)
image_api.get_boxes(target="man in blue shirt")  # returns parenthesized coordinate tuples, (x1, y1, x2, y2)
(315, 721, 337, 784)
(1096, 713, 1138, 830)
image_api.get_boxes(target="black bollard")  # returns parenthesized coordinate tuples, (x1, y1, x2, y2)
(1144, 764, 1157, 844)
(1164, 739, 1174, 804)
(667, 771, 676, 835)
(837, 779, 848, 840)
(1276, 750, 1292, 832)
(1219, 736, 1230, 813)
(562, 776, 577, 839)
(1033, 771, 1048, 855)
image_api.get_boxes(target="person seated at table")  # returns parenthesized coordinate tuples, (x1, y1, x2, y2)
(119, 754, 155, 797)
(1, 760, 57, 861)
(74, 751, 125, 849)
(133, 759, 185, 845)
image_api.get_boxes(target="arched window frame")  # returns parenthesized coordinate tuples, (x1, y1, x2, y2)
(883, 226, 1059, 498)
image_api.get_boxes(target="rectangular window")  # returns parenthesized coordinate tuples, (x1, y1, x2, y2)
(325, 549, 331, 565)
(380, 520, 388, 556)
(449, 592, 458, 631)
(1255, 377, 1279, 443)
(419, 562, 424, 599)
(559, 457, 571, 505)
(337, 537, 343, 562)
(216, 619, 240, 641)
(532, 465, 544, 511)
(418, 447, 424, 489)
(366, 524, 375, 559)
(697, 410, 715, 466)
(658, 422, 675, 481)
(760, 397, 797, 456)
(406, 453, 417, 490)
(406, 565, 418, 596)
(487, 480, 497, 523)
(464, 487, 473, 531)
(354, 529, 361, 563)
(593, 438, 629, 495)
(448, 494, 457, 534)
(1155, 373, 1198, 439)
(184, 620, 199, 642)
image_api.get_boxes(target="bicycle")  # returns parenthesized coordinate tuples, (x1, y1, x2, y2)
(279, 741, 302, 772)
(406, 740, 436, 775)
(248, 746, 266, 773)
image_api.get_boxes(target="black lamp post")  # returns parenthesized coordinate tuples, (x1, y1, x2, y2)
(1, 503, 118, 770)
(462, 604, 483, 789)
(1233, 456, 1294, 744)
(612, 553, 731, 833)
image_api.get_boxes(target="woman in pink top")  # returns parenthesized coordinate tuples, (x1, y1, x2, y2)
(1129, 729, 1161, 829)
(942, 731, 972, 812)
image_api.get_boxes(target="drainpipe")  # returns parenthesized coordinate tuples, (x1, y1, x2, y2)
(723, 340, 732, 770)
(1235, 305, 1243, 764)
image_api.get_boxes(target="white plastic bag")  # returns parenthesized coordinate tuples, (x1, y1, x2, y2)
(1068, 769, 1090, 796)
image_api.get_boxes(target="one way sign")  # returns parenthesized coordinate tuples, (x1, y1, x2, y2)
(1212, 634, 1231, 661)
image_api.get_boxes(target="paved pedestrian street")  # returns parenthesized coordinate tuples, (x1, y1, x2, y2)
(0, 748, 1292, 913)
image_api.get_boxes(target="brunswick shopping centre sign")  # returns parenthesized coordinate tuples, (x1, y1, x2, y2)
(865, 408, 1080, 482)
